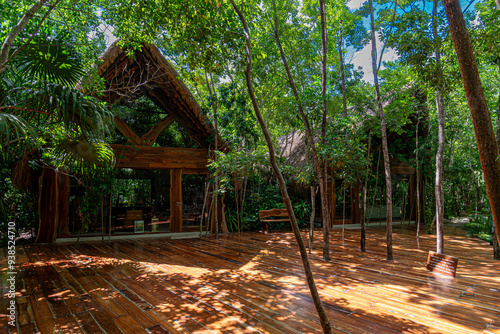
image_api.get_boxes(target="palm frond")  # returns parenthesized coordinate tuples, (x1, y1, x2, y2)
(0, 113, 37, 151)
(51, 138, 116, 175)
(26, 82, 115, 138)
(14, 29, 85, 87)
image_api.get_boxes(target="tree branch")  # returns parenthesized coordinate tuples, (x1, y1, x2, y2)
(0, 0, 61, 75)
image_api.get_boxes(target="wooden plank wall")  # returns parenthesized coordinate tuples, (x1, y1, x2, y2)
(170, 169, 183, 232)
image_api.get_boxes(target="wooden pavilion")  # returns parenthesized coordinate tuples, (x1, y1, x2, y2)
(35, 41, 228, 242)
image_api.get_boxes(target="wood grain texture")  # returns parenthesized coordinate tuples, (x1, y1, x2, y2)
(7, 226, 500, 333)
(91, 41, 229, 152)
(258, 209, 289, 219)
(140, 114, 177, 146)
(111, 144, 209, 170)
(170, 169, 183, 233)
(115, 117, 142, 145)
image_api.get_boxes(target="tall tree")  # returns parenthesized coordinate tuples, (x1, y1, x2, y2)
(229, 1, 332, 332)
(319, 0, 330, 260)
(443, 0, 500, 245)
(433, 0, 445, 253)
(369, 0, 393, 260)
(271, 0, 331, 260)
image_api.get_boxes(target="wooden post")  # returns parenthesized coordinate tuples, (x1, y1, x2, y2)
(35, 169, 58, 243)
(170, 169, 183, 232)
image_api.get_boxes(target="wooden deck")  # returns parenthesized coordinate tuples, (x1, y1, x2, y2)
(1, 225, 500, 333)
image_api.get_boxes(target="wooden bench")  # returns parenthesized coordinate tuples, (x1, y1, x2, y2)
(259, 209, 290, 234)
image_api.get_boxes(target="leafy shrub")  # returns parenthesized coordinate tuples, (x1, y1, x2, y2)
(464, 215, 493, 243)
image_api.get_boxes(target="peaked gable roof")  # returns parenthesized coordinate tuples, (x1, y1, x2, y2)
(95, 41, 228, 151)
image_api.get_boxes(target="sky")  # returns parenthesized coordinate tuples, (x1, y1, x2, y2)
(101, 0, 476, 84)
(346, 0, 399, 83)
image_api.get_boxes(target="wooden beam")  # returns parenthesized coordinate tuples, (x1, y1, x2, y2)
(114, 118, 142, 145)
(170, 169, 183, 233)
(140, 114, 177, 146)
(111, 145, 209, 170)
(182, 169, 210, 175)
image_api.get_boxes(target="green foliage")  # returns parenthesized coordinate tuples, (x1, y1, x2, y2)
(464, 215, 493, 243)
(14, 27, 85, 87)
(224, 179, 311, 232)
(0, 167, 38, 247)
(113, 178, 151, 206)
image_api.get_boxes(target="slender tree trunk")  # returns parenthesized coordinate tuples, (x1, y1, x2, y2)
(319, 0, 330, 260)
(205, 72, 219, 237)
(309, 185, 317, 254)
(443, 0, 500, 246)
(236, 177, 241, 256)
(339, 27, 347, 117)
(101, 196, 104, 242)
(433, 0, 445, 254)
(492, 64, 500, 259)
(369, 0, 393, 260)
(360, 182, 366, 250)
(416, 113, 421, 238)
(109, 193, 112, 241)
(272, 0, 330, 260)
(435, 91, 445, 253)
(361, 127, 372, 251)
(496, 0, 500, 10)
(229, 2, 332, 332)
(200, 177, 209, 237)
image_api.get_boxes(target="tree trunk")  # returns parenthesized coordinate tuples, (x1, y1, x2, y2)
(416, 113, 421, 237)
(435, 91, 445, 253)
(433, 0, 445, 254)
(493, 224, 500, 259)
(361, 127, 372, 251)
(272, 0, 330, 260)
(360, 183, 366, 251)
(309, 185, 317, 254)
(205, 72, 219, 237)
(443, 0, 500, 246)
(0, 0, 59, 74)
(339, 28, 347, 117)
(369, 0, 393, 260)
(229, 1, 332, 332)
(493, 64, 500, 259)
(319, 0, 330, 261)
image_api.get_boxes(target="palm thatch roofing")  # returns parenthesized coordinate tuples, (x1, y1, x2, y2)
(93, 41, 228, 152)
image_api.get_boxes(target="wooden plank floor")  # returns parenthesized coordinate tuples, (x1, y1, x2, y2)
(1, 225, 499, 333)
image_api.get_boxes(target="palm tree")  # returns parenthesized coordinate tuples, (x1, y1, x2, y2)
(0, 27, 114, 172)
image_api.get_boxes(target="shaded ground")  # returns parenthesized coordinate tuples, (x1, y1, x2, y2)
(1, 225, 499, 333)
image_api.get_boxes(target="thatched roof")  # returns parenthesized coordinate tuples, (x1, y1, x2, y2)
(94, 41, 228, 151)
(278, 130, 309, 169)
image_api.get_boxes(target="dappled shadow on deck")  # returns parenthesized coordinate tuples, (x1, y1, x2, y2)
(1, 225, 499, 333)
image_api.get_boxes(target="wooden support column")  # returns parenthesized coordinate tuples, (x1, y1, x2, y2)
(36, 169, 58, 243)
(170, 169, 183, 232)
(351, 182, 360, 225)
